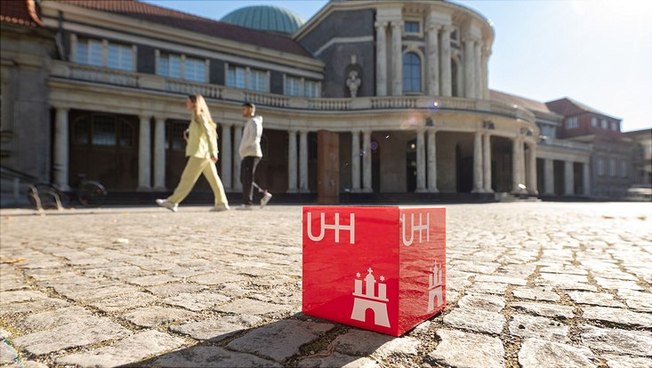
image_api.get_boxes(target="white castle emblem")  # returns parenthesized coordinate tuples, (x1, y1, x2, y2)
(428, 261, 444, 312)
(350, 267, 390, 327)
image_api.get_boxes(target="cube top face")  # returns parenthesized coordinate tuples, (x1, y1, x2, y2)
(302, 206, 446, 336)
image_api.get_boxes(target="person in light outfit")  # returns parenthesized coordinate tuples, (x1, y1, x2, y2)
(238, 102, 272, 209)
(156, 94, 229, 212)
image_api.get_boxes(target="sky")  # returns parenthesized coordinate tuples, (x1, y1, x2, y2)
(143, 0, 652, 132)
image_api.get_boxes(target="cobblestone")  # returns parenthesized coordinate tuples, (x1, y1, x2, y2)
(0, 202, 650, 367)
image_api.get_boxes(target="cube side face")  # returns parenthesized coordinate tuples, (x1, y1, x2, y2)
(302, 206, 401, 335)
(397, 207, 446, 335)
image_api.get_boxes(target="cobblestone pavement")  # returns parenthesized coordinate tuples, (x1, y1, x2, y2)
(0, 202, 651, 368)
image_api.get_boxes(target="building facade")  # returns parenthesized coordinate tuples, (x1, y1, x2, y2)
(0, 0, 646, 205)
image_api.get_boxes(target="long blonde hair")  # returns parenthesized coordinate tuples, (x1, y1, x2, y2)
(189, 94, 217, 129)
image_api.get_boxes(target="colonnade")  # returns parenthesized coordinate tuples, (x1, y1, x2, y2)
(52, 107, 545, 196)
(375, 18, 488, 99)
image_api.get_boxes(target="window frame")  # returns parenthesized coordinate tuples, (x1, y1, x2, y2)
(402, 50, 423, 94)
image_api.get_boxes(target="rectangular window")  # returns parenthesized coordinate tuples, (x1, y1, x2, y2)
(184, 57, 207, 83)
(611, 122, 618, 131)
(158, 53, 181, 79)
(108, 43, 133, 71)
(404, 21, 420, 34)
(609, 158, 616, 177)
(565, 117, 578, 129)
(248, 69, 269, 92)
(305, 80, 320, 97)
(285, 76, 302, 96)
(76, 38, 103, 66)
(591, 117, 597, 127)
(597, 158, 605, 176)
(227, 65, 246, 89)
(601, 119, 608, 129)
(620, 160, 627, 177)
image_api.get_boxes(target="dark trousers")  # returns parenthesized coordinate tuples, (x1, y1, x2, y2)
(241, 156, 262, 205)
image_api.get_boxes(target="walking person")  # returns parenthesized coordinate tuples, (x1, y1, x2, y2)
(156, 94, 230, 212)
(238, 102, 272, 209)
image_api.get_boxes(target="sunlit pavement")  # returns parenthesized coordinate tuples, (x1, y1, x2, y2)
(1, 202, 651, 368)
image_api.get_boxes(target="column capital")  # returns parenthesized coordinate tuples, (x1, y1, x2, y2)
(441, 25, 454, 33)
(390, 20, 404, 28)
(52, 105, 70, 112)
(374, 20, 388, 29)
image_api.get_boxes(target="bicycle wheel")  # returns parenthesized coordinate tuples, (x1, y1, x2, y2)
(77, 181, 107, 207)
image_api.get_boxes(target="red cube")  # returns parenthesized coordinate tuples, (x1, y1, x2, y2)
(302, 206, 446, 336)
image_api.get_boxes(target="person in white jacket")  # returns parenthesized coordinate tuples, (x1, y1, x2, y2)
(238, 102, 272, 209)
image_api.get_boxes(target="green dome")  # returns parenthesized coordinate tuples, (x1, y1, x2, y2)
(221, 5, 304, 34)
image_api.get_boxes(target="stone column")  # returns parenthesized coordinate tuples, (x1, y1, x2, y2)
(362, 130, 372, 192)
(221, 123, 232, 190)
(511, 137, 521, 193)
(583, 162, 591, 196)
(527, 142, 538, 195)
(53, 107, 70, 190)
(375, 21, 388, 96)
(416, 129, 426, 192)
(440, 26, 452, 97)
(544, 159, 554, 195)
(288, 130, 298, 193)
(472, 131, 483, 192)
(351, 131, 361, 192)
(481, 47, 490, 100)
(426, 23, 439, 96)
(564, 161, 574, 196)
(463, 38, 476, 99)
(233, 125, 242, 191)
(153, 117, 166, 190)
(299, 130, 309, 192)
(483, 133, 492, 192)
(427, 129, 438, 192)
(474, 40, 483, 99)
(138, 115, 151, 191)
(391, 20, 403, 96)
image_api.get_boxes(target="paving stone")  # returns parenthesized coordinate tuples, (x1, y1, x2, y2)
(189, 272, 247, 285)
(13, 320, 130, 356)
(85, 291, 158, 313)
(128, 274, 178, 287)
(457, 294, 505, 312)
(427, 329, 505, 368)
(227, 319, 334, 362)
(513, 287, 561, 302)
(582, 306, 652, 329)
(466, 282, 509, 295)
(121, 306, 199, 328)
(56, 330, 186, 367)
(594, 277, 644, 291)
(163, 292, 230, 311)
(145, 282, 209, 297)
(602, 354, 652, 368)
(511, 302, 575, 319)
(474, 274, 528, 286)
(0, 296, 69, 317)
(443, 308, 505, 334)
(332, 329, 419, 360)
(508, 314, 570, 342)
(1, 335, 18, 364)
(517, 338, 595, 368)
(171, 314, 262, 341)
(617, 289, 652, 312)
(536, 273, 596, 291)
(213, 298, 294, 317)
(151, 345, 281, 367)
(567, 291, 626, 307)
(14, 306, 97, 332)
(298, 352, 379, 368)
(581, 325, 652, 356)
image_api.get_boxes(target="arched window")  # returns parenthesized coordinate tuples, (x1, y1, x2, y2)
(403, 52, 421, 93)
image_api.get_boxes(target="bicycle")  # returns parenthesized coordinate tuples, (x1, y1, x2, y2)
(27, 174, 107, 210)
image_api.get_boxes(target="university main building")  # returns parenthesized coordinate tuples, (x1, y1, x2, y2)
(1, 0, 649, 205)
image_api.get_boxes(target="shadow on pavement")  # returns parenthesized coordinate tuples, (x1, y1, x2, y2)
(118, 313, 388, 367)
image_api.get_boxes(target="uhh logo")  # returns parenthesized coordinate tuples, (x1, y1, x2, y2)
(401, 212, 430, 246)
(306, 212, 356, 244)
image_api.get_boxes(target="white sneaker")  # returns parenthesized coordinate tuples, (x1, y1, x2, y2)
(260, 191, 272, 208)
(156, 199, 178, 212)
(210, 203, 230, 212)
